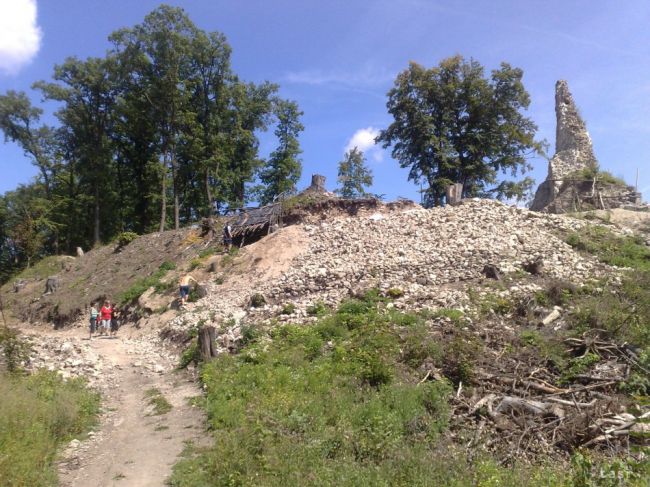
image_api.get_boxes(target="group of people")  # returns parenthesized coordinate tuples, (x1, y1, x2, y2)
(89, 300, 119, 338)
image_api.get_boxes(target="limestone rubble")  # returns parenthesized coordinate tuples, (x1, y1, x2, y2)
(169, 198, 617, 346)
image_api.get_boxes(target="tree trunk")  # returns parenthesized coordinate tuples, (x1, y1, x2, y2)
(171, 147, 179, 230)
(198, 325, 217, 361)
(94, 185, 100, 246)
(159, 159, 167, 233)
(204, 169, 213, 216)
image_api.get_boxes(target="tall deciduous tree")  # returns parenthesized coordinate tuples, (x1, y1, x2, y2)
(258, 99, 304, 205)
(0, 91, 58, 197)
(35, 56, 119, 246)
(336, 147, 373, 199)
(111, 5, 197, 231)
(377, 56, 545, 207)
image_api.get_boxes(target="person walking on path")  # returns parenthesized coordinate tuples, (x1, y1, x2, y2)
(110, 306, 120, 338)
(100, 300, 113, 336)
(89, 303, 99, 339)
(178, 274, 197, 306)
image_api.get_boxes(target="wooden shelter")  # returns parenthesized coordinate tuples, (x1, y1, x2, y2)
(227, 202, 284, 246)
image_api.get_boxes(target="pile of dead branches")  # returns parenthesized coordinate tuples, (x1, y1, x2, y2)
(450, 333, 649, 462)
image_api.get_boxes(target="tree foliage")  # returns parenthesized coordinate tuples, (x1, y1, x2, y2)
(258, 99, 304, 205)
(377, 56, 545, 207)
(336, 147, 373, 199)
(0, 5, 302, 283)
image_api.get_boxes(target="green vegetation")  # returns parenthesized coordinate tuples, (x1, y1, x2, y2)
(220, 247, 239, 268)
(171, 294, 455, 485)
(280, 303, 296, 315)
(0, 326, 32, 372)
(570, 167, 628, 187)
(145, 388, 173, 415)
(0, 370, 100, 486)
(386, 287, 404, 299)
(117, 261, 177, 304)
(565, 226, 650, 270)
(306, 300, 328, 317)
(563, 225, 650, 396)
(0, 5, 302, 286)
(116, 231, 139, 249)
(377, 55, 544, 206)
(10, 255, 64, 280)
(170, 290, 648, 486)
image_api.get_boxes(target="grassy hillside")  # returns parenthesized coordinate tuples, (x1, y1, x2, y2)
(0, 227, 215, 326)
(170, 224, 650, 486)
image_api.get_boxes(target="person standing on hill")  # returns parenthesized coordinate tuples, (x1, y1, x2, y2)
(100, 300, 113, 336)
(89, 303, 99, 338)
(178, 274, 197, 306)
(223, 223, 233, 251)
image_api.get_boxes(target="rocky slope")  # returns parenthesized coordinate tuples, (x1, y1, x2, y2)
(169, 198, 617, 349)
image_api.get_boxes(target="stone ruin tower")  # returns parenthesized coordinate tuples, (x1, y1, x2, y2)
(530, 80, 641, 213)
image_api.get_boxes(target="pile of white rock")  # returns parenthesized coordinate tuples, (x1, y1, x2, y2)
(168, 199, 611, 339)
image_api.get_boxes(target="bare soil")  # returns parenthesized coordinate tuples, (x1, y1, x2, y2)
(49, 329, 207, 487)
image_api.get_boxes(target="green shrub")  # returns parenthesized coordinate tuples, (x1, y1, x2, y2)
(118, 261, 177, 304)
(179, 342, 200, 369)
(198, 247, 219, 259)
(386, 287, 404, 299)
(0, 327, 32, 372)
(249, 293, 266, 308)
(281, 303, 296, 315)
(0, 370, 99, 486)
(306, 301, 328, 317)
(116, 231, 139, 248)
(159, 261, 176, 272)
(188, 258, 202, 271)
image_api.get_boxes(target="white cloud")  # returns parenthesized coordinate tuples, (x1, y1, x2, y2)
(0, 0, 42, 75)
(345, 127, 379, 153)
(345, 127, 384, 162)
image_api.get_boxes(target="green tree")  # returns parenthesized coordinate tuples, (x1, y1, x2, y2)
(336, 147, 373, 199)
(35, 56, 119, 246)
(0, 91, 58, 198)
(377, 56, 545, 207)
(110, 5, 197, 231)
(258, 99, 304, 205)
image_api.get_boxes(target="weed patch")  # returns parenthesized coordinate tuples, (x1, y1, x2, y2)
(145, 388, 173, 415)
(0, 370, 100, 486)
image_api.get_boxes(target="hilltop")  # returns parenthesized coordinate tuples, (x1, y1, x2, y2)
(2, 197, 650, 484)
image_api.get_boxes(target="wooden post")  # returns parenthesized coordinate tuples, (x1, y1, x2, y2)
(198, 325, 217, 361)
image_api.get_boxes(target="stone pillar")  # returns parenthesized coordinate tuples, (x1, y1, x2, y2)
(310, 174, 326, 192)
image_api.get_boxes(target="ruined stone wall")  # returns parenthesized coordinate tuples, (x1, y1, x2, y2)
(531, 80, 640, 213)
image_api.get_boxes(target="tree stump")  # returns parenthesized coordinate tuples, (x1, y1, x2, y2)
(482, 264, 501, 280)
(198, 326, 217, 361)
(523, 258, 544, 275)
(446, 183, 464, 206)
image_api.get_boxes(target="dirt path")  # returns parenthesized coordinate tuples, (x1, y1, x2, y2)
(54, 334, 206, 487)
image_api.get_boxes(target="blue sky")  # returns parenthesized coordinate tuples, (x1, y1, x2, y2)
(1, 0, 650, 202)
